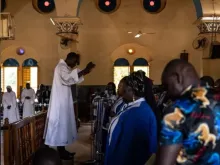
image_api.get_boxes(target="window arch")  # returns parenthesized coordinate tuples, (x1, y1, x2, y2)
(95, 0, 121, 14)
(113, 58, 130, 89)
(1, 58, 19, 96)
(32, 0, 55, 14)
(133, 58, 149, 77)
(22, 58, 38, 92)
(142, 0, 166, 14)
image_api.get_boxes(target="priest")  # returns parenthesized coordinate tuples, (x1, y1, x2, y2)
(21, 83, 36, 118)
(43, 52, 95, 160)
(2, 86, 20, 123)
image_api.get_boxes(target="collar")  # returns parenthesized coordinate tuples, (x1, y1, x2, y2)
(127, 97, 145, 106)
(60, 59, 72, 70)
(181, 85, 192, 96)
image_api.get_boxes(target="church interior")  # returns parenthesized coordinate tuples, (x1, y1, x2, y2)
(1, 0, 220, 164)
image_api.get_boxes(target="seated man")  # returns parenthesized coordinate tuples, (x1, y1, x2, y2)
(155, 59, 220, 165)
(33, 148, 61, 165)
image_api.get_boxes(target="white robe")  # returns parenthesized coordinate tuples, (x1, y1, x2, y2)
(44, 59, 84, 146)
(21, 88, 35, 118)
(2, 91, 19, 123)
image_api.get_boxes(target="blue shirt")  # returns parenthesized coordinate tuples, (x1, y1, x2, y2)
(105, 98, 157, 165)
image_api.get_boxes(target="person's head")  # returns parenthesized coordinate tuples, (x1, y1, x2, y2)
(6, 86, 12, 93)
(215, 79, 220, 90)
(107, 82, 116, 95)
(65, 52, 80, 68)
(123, 71, 145, 103)
(33, 148, 62, 165)
(39, 84, 45, 90)
(117, 76, 128, 97)
(162, 59, 200, 99)
(200, 76, 214, 88)
(26, 83, 31, 89)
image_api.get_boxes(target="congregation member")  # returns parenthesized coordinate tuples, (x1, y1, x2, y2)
(36, 84, 45, 104)
(43, 52, 95, 160)
(105, 71, 157, 165)
(0, 88, 3, 113)
(2, 86, 19, 123)
(33, 147, 61, 165)
(21, 83, 36, 118)
(214, 79, 220, 101)
(155, 59, 220, 165)
(111, 76, 128, 116)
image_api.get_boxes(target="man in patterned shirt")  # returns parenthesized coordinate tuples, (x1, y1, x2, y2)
(155, 59, 220, 165)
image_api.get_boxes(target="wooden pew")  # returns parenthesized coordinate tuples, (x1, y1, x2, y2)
(2, 118, 14, 165)
(2, 111, 47, 165)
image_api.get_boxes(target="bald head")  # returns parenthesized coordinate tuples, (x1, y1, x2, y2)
(162, 59, 199, 98)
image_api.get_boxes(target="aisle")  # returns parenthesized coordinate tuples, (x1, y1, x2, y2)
(66, 123, 92, 165)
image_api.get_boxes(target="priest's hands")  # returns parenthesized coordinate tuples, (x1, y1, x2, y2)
(7, 105, 11, 109)
(84, 62, 96, 74)
(86, 62, 96, 72)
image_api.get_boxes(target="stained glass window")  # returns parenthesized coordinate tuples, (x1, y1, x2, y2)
(113, 58, 130, 89)
(2, 67, 18, 96)
(2, 58, 19, 96)
(133, 58, 149, 77)
(133, 66, 150, 77)
(22, 59, 38, 92)
(114, 66, 130, 90)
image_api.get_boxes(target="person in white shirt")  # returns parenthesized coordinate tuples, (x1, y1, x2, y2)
(43, 52, 95, 160)
(21, 83, 36, 118)
(2, 86, 19, 123)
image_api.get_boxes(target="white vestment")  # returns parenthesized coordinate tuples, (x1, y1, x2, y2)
(2, 91, 19, 123)
(21, 88, 35, 118)
(44, 59, 84, 146)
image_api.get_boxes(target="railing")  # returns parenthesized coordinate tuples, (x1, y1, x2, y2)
(1, 111, 47, 165)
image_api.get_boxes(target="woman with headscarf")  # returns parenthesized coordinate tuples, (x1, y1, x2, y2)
(104, 71, 157, 165)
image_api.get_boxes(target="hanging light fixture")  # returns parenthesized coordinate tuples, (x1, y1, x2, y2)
(0, 12, 15, 40)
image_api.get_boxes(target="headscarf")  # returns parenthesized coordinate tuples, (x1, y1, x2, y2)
(6, 86, 12, 90)
(126, 71, 145, 97)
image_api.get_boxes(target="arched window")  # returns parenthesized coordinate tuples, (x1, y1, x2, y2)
(113, 58, 130, 89)
(22, 58, 38, 92)
(95, 0, 121, 13)
(142, 0, 166, 13)
(1, 58, 19, 96)
(133, 58, 149, 77)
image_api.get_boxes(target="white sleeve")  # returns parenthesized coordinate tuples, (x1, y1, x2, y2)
(21, 90, 25, 103)
(2, 94, 8, 109)
(60, 65, 84, 85)
(31, 89, 35, 104)
(11, 92, 17, 110)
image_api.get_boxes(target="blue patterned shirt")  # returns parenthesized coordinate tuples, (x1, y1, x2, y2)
(160, 86, 220, 165)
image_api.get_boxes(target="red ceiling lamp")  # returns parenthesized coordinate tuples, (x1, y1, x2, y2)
(149, 0, 155, 6)
(44, 1, 50, 6)
(105, 0, 111, 6)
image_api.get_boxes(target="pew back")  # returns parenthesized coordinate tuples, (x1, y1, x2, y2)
(2, 111, 47, 165)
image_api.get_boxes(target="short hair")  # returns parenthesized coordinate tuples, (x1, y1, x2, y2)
(66, 52, 79, 60)
(162, 59, 198, 81)
(32, 148, 61, 165)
